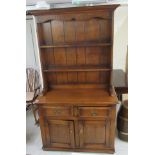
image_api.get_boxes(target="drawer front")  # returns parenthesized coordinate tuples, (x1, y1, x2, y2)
(39, 106, 73, 117)
(78, 107, 111, 117)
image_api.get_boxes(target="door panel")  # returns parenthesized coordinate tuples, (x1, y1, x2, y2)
(79, 120, 110, 149)
(44, 119, 75, 148)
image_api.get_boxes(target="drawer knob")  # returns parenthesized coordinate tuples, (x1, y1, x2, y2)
(91, 112, 97, 116)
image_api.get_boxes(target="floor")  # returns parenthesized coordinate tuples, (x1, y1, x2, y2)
(26, 104, 128, 155)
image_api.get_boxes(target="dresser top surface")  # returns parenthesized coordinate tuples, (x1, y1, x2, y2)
(36, 89, 118, 105)
(27, 4, 119, 16)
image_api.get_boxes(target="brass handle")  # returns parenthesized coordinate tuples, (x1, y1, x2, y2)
(91, 112, 97, 116)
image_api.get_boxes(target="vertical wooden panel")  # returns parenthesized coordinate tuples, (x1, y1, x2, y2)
(100, 47, 111, 67)
(66, 48, 76, 65)
(46, 73, 57, 86)
(52, 21, 66, 65)
(52, 21, 64, 43)
(76, 48, 85, 65)
(76, 21, 86, 83)
(85, 19, 100, 41)
(66, 48, 77, 83)
(38, 22, 54, 91)
(37, 23, 44, 45)
(100, 20, 111, 43)
(42, 22, 52, 45)
(64, 21, 77, 83)
(54, 48, 67, 84)
(86, 47, 101, 65)
(64, 21, 75, 43)
(75, 21, 85, 42)
(52, 21, 67, 84)
(40, 23, 55, 67)
(85, 47, 101, 83)
(53, 48, 66, 65)
(56, 72, 68, 84)
(86, 72, 100, 83)
(67, 72, 78, 83)
(77, 48, 86, 83)
(109, 106, 116, 148)
(100, 71, 110, 84)
(84, 19, 100, 84)
(77, 72, 86, 83)
(43, 49, 55, 67)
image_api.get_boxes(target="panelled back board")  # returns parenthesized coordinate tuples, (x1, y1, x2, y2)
(28, 5, 119, 94)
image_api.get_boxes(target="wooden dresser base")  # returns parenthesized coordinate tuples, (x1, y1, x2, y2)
(37, 89, 117, 154)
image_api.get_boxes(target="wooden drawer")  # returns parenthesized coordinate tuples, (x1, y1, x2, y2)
(39, 106, 73, 117)
(78, 107, 111, 117)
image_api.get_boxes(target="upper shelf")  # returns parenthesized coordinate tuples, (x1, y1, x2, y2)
(43, 65, 111, 72)
(40, 42, 111, 49)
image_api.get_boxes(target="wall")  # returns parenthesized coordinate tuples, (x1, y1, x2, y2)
(26, 16, 39, 70)
(113, 5, 128, 71)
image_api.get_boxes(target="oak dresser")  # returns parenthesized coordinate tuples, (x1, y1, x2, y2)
(28, 4, 119, 153)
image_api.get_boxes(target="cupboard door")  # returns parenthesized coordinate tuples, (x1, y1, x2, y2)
(44, 119, 75, 148)
(79, 120, 111, 149)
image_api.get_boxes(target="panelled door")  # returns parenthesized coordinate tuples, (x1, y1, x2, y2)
(44, 119, 75, 148)
(78, 120, 111, 149)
